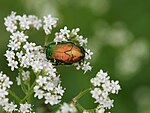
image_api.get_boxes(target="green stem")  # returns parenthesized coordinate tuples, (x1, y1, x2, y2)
(76, 102, 85, 112)
(8, 89, 21, 102)
(74, 87, 91, 100)
(21, 80, 36, 103)
(72, 87, 92, 112)
(44, 36, 49, 46)
(19, 68, 27, 94)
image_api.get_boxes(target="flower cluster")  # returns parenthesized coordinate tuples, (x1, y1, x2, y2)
(0, 72, 34, 113)
(90, 70, 121, 112)
(34, 74, 65, 105)
(54, 26, 93, 73)
(3, 11, 65, 112)
(56, 102, 77, 113)
(2, 11, 121, 113)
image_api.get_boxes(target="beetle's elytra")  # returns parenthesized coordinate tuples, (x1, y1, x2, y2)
(46, 42, 85, 64)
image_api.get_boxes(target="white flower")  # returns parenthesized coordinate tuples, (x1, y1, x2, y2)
(76, 35, 88, 46)
(60, 26, 70, 37)
(8, 60, 18, 71)
(18, 15, 31, 30)
(19, 102, 32, 113)
(90, 88, 102, 100)
(82, 61, 92, 73)
(31, 61, 43, 73)
(23, 42, 36, 53)
(110, 80, 121, 94)
(96, 70, 110, 83)
(56, 102, 77, 113)
(36, 76, 47, 87)
(34, 88, 44, 99)
(90, 69, 121, 111)
(3, 102, 17, 113)
(71, 28, 80, 36)
(20, 56, 30, 68)
(0, 98, 9, 106)
(0, 88, 8, 98)
(55, 85, 65, 96)
(43, 14, 58, 35)
(101, 98, 114, 109)
(10, 31, 28, 43)
(102, 80, 112, 93)
(85, 49, 93, 60)
(8, 40, 21, 51)
(54, 33, 67, 43)
(96, 107, 105, 113)
(44, 82, 55, 91)
(16, 51, 23, 59)
(28, 15, 42, 30)
(5, 50, 15, 61)
(45, 93, 61, 105)
(90, 77, 101, 87)
(4, 11, 17, 33)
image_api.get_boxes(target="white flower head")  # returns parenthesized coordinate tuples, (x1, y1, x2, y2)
(60, 26, 70, 38)
(85, 49, 93, 60)
(4, 11, 17, 33)
(19, 102, 33, 113)
(90, 69, 121, 112)
(56, 102, 77, 113)
(43, 14, 58, 35)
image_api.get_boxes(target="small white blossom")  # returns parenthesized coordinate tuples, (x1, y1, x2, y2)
(18, 15, 31, 30)
(10, 31, 28, 43)
(19, 102, 33, 113)
(3, 102, 17, 113)
(8, 60, 18, 71)
(110, 80, 121, 94)
(36, 76, 47, 87)
(4, 11, 17, 33)
(34, 88, 44, 99)
(43, 14, 58, 35)
(71, 28, 80, 36)
(5, 50, 15, 62)
(28, 15, 42, 30)
(60, 26, 70, 37)
(85, 49, 93, 60)
(82, 61, 92, 73)
(76, 35, 88, 46)
(45, 93, 61, 105)
(90, 88, 102, 100)
(54, 33, 68, 43)
(96, 106, 105, 113)
(56, 102, 77, 113)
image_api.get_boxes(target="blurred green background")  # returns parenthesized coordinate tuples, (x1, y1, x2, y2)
(0, 0, 150, 113)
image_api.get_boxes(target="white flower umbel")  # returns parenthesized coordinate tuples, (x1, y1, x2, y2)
(19, 102, 33, 113)
(56, 102, 77, 113)
(0, 72, 18, 113)
(43, 14, 58, 35)
(90, 69, 121, 111)
(34, 74, 65, 106)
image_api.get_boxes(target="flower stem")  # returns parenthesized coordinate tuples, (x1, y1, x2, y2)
(44, 36, 49, 46)
(19, 68, 27, 94)
(74, 87, 91, 100)
(21, 80, 36, 103)
(8, 89, 21, 102)
(72, 87, 92, 112)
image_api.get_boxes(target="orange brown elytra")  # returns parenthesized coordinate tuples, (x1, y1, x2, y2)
(46, 42, 85, 65)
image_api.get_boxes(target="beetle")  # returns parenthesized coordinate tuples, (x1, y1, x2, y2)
(46, 42, 85, 65)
